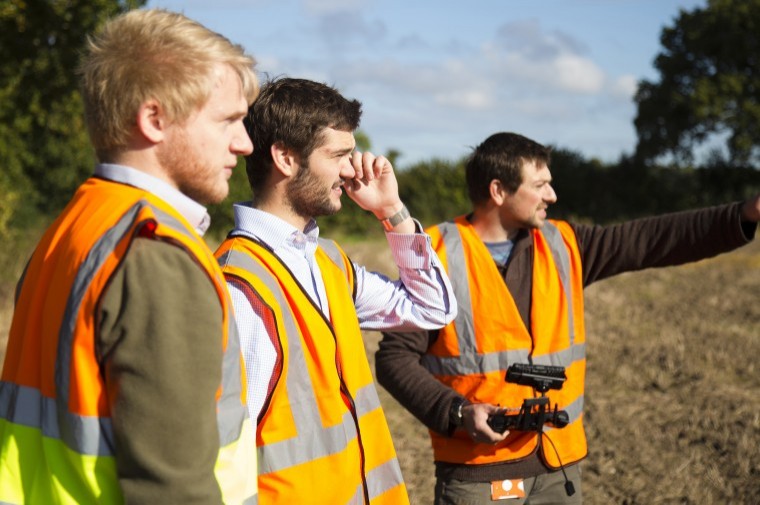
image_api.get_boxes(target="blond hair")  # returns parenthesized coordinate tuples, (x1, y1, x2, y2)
(79, 8, 258, 161)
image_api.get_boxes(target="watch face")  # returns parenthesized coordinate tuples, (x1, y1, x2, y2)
(450, 400, 464, 426)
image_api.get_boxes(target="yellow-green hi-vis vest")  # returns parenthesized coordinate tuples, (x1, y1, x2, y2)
(0, 177, 257, 504)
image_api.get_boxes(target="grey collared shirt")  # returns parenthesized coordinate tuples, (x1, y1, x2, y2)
(94, 163, 211, 235)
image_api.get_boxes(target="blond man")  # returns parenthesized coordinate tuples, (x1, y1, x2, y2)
(0, 9, 259, 504)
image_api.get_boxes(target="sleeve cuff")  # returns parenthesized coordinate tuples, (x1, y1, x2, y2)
(386, 220, 433, 269)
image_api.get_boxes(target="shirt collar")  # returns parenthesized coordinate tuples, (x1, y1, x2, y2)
(94, 163, 211, 235)
(232, 202, 320, 252)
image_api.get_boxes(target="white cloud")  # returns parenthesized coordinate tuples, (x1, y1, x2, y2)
(553, 53, 606, 93)
(483, 27, 606, 95)
(610, 74, 639, 99)
(151, 0, 272, 8)
(237, 7, 640, 164)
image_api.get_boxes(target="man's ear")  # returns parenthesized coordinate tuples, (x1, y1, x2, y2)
(489, 179, 506, 206)
(136, 99, 166, 144)
(271, 142, 298, 177)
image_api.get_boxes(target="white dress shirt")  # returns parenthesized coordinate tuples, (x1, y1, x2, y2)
(227, 202, 456, 420)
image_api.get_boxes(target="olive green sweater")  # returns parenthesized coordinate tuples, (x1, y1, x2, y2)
(98, 238, 224, 504)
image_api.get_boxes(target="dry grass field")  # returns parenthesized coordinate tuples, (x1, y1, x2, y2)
(1, 230, 758, 504)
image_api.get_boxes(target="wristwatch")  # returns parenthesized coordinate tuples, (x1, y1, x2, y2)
(449, 397, 467, 429)
(379, 204, 410, 232)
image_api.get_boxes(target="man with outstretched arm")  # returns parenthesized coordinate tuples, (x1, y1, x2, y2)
(376, 131, 759, 504)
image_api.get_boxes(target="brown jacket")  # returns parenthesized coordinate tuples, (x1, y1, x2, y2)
(376, 202, 757, 481)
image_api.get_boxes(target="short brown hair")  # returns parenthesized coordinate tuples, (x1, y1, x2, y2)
(79, 8, 258, 161)
(465, 132, 551, 205)
(244, 77, 362, 196)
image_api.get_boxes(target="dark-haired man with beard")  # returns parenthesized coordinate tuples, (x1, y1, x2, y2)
(376, 131, 760, 504)
(214, 77, 457, 504)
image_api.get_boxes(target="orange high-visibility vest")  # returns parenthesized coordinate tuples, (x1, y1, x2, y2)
(216, 235, 409, 505)
(423, 216, 587, 469)
(0, 177, 257, 504)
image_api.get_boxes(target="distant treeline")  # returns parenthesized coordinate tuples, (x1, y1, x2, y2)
(314, 149, 760, 237)
(5, 147, 759, 244)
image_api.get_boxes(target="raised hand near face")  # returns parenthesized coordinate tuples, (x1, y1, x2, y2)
(344, 151, 403, 219)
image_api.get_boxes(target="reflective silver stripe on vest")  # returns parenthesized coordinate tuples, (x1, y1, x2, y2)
(218, 249, 385, 478)
(439, 222, 477, 358)
(366, 457, 405, 500)
(217, 302, 247, 446)
(421, 344, 586, 376)
(150, 204, 197, 242)
(424, 221, 583, 374)
(422, 348, 529, 376)
(0, 381, 110, 455)
(530, 344, 585, 369)
(318, 238, 347, 278)
(348, 485, 364, 505)
(54, 202, 146, 456)
(540, 222, 576, 345)
(540, 393, 584, 431)
(354, 383, 405, 499)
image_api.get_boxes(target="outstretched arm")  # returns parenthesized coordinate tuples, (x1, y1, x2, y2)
(741, 194, 760, 223)
(575, 200, 756, 286)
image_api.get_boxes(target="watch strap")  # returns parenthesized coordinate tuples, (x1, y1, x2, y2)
(449, 397, 466, 429)
(379, 205, 410, 231)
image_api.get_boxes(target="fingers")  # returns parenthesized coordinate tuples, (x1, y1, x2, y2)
(740, 194, 760, 222)
(462, 403, 510, 444)
(467, 422, 509, 444)
(351, 151, 391, 182)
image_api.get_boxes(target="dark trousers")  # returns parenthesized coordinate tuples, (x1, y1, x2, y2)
(434, 464, 582, 505)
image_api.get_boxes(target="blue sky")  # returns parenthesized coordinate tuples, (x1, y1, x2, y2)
(146, 0, 707, 168)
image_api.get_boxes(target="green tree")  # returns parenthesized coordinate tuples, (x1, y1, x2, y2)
(207, 157, 252, 238)
(0, 0, 144, 218)
(354, 129, 371, 152)
(397, 158, 469, 227)
(634, 0, 760, 167)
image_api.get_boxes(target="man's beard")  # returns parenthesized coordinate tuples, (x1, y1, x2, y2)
(157, 128, 228, 205)
(286, 161, 341, 219)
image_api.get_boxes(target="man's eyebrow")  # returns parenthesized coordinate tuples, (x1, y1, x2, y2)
(330, 146, 355, 156)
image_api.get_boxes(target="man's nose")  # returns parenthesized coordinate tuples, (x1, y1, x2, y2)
(544, 184, 558, 203)
(233, 123, 253, 156)
(341, 157, 357, 180)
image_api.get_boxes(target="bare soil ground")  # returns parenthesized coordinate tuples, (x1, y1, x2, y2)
(1, 233, 758, 504)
